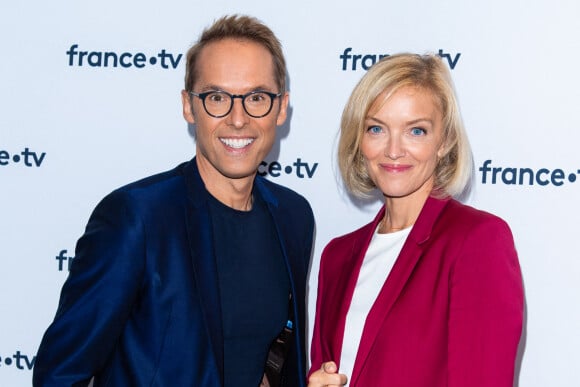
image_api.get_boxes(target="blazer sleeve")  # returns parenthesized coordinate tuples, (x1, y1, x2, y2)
(309, 259, 324, 376)
(448, 216, 524, 387)
(33, 190, 145, 386)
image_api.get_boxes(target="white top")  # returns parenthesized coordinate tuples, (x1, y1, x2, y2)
(338, 225, 412, 385)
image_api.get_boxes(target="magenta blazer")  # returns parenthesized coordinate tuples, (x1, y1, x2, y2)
(310, 197, 524, 387)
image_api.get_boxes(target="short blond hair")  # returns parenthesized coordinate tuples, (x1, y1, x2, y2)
(338, 53, 473, 198)
(184, 14, 287, 93)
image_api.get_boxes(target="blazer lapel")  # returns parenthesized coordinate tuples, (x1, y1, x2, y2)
(183, 159, 224, 382)
(254, 177, 308, 380)
(350, 197, 449, 385)
(328, 211, 384, 362)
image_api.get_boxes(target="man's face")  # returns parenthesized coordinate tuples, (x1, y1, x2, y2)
(181, 38, 288, 186)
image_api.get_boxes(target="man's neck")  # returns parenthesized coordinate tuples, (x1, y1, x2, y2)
(197, 159, 255, 211)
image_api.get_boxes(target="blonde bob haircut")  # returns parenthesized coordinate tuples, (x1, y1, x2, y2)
(338, 53, 473, 199)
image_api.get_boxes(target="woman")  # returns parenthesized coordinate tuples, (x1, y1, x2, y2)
(308, 53, 524, 387)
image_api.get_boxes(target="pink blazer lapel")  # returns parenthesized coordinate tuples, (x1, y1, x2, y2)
(349, 197, 449, 385)
(327, 208, 386, 361)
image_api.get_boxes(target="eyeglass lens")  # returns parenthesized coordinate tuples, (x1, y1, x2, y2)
(203, 91, 274, 118)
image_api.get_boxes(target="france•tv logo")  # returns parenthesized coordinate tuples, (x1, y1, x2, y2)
(339, 48, 461, 71)
(0, 351, 35, 371)
(56, 250, 75, 271)
(258, 158, 318, 179)
(478, 159, 580, 186)
(66, 44, 182, 69)
(0, 148, 46, 167)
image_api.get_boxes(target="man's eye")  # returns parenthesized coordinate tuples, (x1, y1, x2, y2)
(208, 93, 226, 103)
(248, 93, 266, 102)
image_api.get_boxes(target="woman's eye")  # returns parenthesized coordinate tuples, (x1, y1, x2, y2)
(410, 127, 426, 136)
(367, 125, 382, 134)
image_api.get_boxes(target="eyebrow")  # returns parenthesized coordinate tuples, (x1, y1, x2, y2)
(365, 116, 434, 126)
(197, 84, 276, 93)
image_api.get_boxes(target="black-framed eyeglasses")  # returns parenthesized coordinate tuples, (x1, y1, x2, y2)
(189, 90, 282, 118)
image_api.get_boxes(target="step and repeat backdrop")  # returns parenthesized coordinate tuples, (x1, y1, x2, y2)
(1, 0, 579, 385)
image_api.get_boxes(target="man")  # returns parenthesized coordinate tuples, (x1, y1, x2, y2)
(33, 15, 314, 387)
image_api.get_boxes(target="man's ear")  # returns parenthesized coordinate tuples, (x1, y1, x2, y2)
(181, 90, 196, 124)
(275, 92, 289, 127)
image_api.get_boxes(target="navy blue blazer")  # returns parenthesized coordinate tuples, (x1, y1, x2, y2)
(33, 158, 314, 387)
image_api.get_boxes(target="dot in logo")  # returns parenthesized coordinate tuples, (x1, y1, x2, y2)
(12, 154, 20, 163)
(4, 356, 12, 366)
(284, 166, 292, 174)
(149, 57, 157, 65)
(569, 173, 577, 183)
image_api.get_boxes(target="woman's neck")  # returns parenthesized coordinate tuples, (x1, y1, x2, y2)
(380, 194, 429, 234)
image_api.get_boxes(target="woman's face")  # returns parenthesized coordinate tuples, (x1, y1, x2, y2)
(361, 86, 445, 203)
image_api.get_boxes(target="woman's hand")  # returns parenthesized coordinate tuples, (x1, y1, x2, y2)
(307, 361, 348, 386)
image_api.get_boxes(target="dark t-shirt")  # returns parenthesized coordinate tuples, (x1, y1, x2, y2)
(208, 192, 290, 386)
